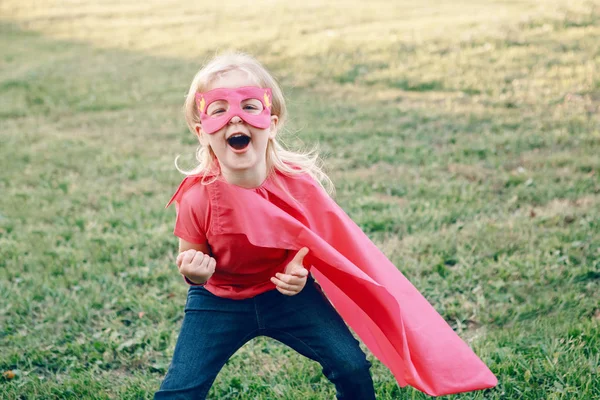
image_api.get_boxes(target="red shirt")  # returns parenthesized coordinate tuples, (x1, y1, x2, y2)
(172, 174, 296, 299)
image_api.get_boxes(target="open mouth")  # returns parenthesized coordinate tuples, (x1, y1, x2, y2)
(227, 134, 251, 151)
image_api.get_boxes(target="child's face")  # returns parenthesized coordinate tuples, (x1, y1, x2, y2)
(195, 69, 278, 179)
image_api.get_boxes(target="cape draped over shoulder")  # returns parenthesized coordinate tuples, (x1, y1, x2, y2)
(166, 171, 498, 396)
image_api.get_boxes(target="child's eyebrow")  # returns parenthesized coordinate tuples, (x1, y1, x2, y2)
(207, 100, 227, 107)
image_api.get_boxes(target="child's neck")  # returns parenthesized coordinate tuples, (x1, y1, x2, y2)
(221, 163, 268, 189)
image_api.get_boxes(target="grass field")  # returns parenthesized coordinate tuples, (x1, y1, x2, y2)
(1, 0, 599, 398)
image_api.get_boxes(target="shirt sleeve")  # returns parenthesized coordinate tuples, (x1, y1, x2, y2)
(172, 186, 209, 244)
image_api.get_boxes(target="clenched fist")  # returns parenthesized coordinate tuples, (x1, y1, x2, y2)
(176, 249, 217, 285)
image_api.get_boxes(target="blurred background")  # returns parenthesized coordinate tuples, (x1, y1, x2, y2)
(0, 1, 598, 398)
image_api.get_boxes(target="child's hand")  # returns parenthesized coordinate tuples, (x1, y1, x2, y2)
(271, 247, 309, 296)
(176, 249, 216, 285)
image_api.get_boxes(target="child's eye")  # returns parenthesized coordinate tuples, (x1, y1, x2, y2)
(210, 108, 225, 115)
(243, 105, 258, 110)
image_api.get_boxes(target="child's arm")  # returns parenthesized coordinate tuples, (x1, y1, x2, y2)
(176, 239, 216, 285)
(178, 238, 212, 255)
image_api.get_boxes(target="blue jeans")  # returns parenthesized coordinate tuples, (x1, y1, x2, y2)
(155, 276, 376, 399)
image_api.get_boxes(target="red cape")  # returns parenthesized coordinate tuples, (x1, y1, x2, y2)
(167, 171, 498, 396)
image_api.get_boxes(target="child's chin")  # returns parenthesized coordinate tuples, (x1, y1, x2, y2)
(226, 156, 257, 170)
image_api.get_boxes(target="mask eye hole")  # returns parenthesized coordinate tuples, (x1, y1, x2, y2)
(206, 100, 229, 117)
(241, 98, 263, 115)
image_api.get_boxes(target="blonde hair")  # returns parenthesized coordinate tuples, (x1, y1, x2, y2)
(177, 52, 334, 195)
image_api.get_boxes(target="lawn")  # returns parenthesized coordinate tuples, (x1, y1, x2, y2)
(0, 0, 598, 398)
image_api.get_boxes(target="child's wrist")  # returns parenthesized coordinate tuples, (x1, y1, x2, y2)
(183, 274, 207, 286)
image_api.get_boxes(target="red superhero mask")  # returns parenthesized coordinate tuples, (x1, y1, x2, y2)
(195, 86, 273, 134)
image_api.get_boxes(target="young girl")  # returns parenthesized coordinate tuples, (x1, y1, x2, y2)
(156, 53, 497, 399)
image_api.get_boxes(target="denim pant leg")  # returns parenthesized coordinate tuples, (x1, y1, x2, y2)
(155, 286, 259, 400)
(258, 277, 376, 400)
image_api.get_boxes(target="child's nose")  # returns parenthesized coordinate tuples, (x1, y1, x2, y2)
(228, 115, 243, 124)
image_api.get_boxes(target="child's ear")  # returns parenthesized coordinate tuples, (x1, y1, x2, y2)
(269, 115, 279, 140)
(194, 123, 209, 146)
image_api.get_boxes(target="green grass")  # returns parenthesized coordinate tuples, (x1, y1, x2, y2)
(1, 0, 599, 398)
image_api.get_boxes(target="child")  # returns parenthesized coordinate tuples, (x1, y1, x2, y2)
(156, 53, 497, 399)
